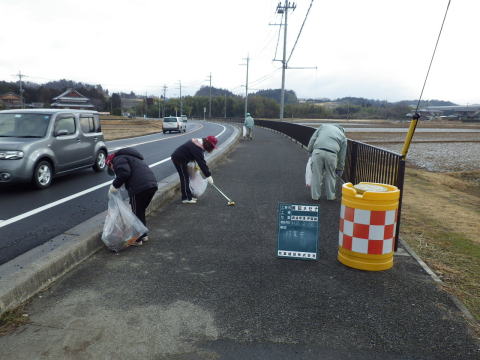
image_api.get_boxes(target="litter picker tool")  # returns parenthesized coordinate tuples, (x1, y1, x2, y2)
(210, 183, 235, 206)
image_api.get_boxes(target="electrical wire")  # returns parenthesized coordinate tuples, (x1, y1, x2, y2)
(273, 12, 284, 61)
(287, 0, 315, 65)
(253, 11, 284, 58)
(249, 67, 282, 87)
(415, 0, 451, 113)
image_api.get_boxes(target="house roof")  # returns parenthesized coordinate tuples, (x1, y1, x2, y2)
(52, 89, 90, 101)
(0, 92, 21, 101)
(50, 102, 95, 108)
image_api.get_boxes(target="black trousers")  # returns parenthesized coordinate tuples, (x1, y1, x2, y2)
(172, 158, 193, 200)
(130, 187, 157, 239)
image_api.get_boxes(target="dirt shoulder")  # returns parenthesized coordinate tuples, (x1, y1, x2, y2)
(401, 168, 480, 326)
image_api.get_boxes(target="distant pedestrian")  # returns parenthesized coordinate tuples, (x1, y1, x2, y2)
(306, 124, 347, 201)
(106, 148, 158, 245)
(171, 136, 217, 204)
(244, 112, 255, 140)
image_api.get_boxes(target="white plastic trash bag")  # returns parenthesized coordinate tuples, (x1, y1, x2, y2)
(102, 191, 148, 252)
(242, 126, 247, 137)
(305, 157, 312, 187)
(188, 162, 207, 197)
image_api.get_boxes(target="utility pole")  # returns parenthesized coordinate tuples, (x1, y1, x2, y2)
(14, 71, 27, 108)
(206, 73, 212, 118)
(144, 91, 147, 118)
(177, 81, 183, 116)
(158, 96, 161, 118)
(276, 1, 296, 120)
(240, 56, 250, 118)
(162, 85, 167, 117)
(224, 92, 227, 118)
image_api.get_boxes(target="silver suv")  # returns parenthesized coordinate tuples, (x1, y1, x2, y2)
(0, 109, 108, 189)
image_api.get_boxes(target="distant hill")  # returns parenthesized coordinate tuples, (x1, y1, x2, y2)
(396, 99, 457, 107)
(195, 86, 235, 97)
(253, 89, 298, 104)
(302, 97, 458, 107)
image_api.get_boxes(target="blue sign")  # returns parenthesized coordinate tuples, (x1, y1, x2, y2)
(277, 203, 319, 260)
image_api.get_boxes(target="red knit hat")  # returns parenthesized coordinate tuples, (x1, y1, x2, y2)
(106, 153, 116, 167)
(205, 136, 218, 149)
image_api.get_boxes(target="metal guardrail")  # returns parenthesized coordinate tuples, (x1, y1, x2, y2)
(255, 119, 405, 251)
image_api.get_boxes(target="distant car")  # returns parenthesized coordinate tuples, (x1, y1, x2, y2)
(163, 116, 186, 133)
(181, 115, 188, 122)
(0, 109, 108, 189)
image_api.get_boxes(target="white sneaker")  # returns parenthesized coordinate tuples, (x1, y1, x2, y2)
(182, 199, 197, 204)
(142, 236, 149, 242)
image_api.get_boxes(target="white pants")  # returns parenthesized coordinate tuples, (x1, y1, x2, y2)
(310, 149, 337, 200)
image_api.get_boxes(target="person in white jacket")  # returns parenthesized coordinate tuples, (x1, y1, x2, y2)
(306, 124, 347, 201)
(244, 113, 255, 140)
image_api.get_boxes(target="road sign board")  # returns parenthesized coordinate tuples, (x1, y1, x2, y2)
(277, 203, 319, 260)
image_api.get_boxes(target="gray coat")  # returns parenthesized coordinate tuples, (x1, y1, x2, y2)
(307, 124, 347, 171)
(244, 115, 255, 128)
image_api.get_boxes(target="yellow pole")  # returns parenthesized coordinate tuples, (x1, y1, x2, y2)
(401, 113, 420, 159)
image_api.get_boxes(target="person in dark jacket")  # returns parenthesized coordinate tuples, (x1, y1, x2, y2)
(106, 147, 158, 245)
(171, 136, 217, 204)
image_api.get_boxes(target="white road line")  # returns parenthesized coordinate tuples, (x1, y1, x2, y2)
(0, 122, 228, 229)
(109, 123, 204, 151)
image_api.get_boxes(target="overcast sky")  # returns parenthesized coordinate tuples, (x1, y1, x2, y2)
(1, 0, 478, 104)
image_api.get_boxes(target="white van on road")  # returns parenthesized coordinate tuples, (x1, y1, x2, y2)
(162, 116, 186, 134)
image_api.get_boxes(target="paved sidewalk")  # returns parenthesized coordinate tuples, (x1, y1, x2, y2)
(1, 126, 478, 359)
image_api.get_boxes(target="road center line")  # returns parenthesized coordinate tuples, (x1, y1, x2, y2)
(0, 123, 228, 229)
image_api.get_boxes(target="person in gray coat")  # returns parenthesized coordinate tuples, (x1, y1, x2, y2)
(244, 113, 255, 140)
(306, 124, 347, 201)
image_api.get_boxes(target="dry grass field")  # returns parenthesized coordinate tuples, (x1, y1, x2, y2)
(401, 168, 480, 330)
(100, 119, 163, 141)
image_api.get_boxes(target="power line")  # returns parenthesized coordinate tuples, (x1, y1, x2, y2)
(287, 0, 315, 64)
(249, 67, 282, 87)
(273, 12, 284, 61)
(414, 0, 451, 113)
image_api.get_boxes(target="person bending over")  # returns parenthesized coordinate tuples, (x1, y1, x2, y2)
(106, 147, 158, 245)
(306, 124, 347, 201)
(171, 136, 217, 204)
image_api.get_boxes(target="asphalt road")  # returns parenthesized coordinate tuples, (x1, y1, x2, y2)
(1, 126, 477, 359)
(0, 120, 235, 265)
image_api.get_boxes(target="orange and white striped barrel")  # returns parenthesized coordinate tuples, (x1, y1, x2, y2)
(338, 182, 400, 271)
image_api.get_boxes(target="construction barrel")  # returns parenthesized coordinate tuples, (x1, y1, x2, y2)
(338, 182, 400, 271)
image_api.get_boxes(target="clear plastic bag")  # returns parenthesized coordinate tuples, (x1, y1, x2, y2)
(242, 126, 247, 137)
(188, 162, 208, 197)
(305, 157, 312, 187)
(101, 191, 148, 252)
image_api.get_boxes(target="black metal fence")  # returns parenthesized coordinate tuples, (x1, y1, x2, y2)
(255, 119, 405, 250)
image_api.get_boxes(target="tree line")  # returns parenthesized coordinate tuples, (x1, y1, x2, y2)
(0, 80, 456, 120)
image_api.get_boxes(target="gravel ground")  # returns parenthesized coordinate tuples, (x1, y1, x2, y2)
(341, 120, 480, 172)
(369, 142, 480, 172)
